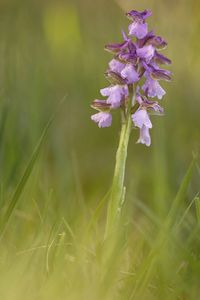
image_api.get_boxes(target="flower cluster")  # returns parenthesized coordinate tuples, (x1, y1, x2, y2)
(91, 9, 171, 146)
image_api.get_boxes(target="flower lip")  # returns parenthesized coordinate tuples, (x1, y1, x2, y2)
(132, 108, 152, 129)
(121, 64, 140, 84)
(91, 112, 112, 128)
(126, 9, 152, 21)
(109, 59, 125, 74)
(137, 125, 151, 146)
(128, 22, 148, 39)
(136, 45, 155, 63)
(142, 75, 166, 99)
(100, 85, 129, 109)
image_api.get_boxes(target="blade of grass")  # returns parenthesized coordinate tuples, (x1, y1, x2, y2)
(45, 220, 63, 275)
(134, 198, 161, 227)
(175, 193, 199, 231)
(166, 158, 196, 228)
(0, 96, 67, 241)
(128, 159, 196, 299)
(0, 101, 9, 209)
(195, 196, 200, 224)
(87, 189, 111, 232)
(0, 100, 9, 145)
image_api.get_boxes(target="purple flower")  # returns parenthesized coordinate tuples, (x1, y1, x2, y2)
(132, 108, 152, 129)
(128, 22, 148, 40)
(142, 76, 166, 100)
(90, 8, 171, 147)
(109, 59, 125, 74)
(149, 102, 164, 115)
(134, 88, 164, 115)
(118, 48, 137, 64)
(117, 34, 137, 63)
(136, 45, 155, 63)
(121, 64, 140, 84)
(139, 32, 167, 50)
(126, 10, 152, 21)
(101, 85, 128, 108)
(91, 112, 112, 128)
(127, 10, 152, 39)
(139, 98, 164, 115)
(132, 108, 152, 146)
(137, 125, 151, 146)
(142, 61, 172, 81)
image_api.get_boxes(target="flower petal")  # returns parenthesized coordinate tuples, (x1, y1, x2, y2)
(128, 22, 148, 39)
(132, 109, 152, 129)
(109, 59, 125, 74)
(137, 125, 151, 146)
(126, 10, 152, 21)
(100, 87, 111, 97)
(136, 45, 155, 62)
(121, 64, 140, 84)
(91, 112, 112, 128)
(142, 77, 166, 99)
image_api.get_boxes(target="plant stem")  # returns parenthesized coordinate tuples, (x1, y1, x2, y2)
(105, 85, 135, 239)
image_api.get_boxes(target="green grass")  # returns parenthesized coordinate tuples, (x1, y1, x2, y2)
(0, 136, 199, 299)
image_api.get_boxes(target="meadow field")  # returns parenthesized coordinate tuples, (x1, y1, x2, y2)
(0, 0, 199, 299)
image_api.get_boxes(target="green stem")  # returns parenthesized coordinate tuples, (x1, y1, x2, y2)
(105, 85, 135, 238)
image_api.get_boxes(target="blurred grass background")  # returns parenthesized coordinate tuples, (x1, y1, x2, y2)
(0, 0, 199, 299)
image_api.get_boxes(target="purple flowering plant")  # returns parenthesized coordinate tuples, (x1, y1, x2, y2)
(90, 9, 171, 237)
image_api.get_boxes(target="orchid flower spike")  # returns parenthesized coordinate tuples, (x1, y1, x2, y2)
(90, 8, 171, 147)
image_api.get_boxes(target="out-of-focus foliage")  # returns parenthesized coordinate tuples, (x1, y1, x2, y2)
(0, 0, 199, 299)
